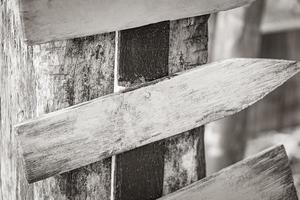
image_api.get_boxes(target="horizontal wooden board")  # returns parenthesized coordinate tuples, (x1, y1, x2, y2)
(158, 145, 298, 200)
(261, 0, 300, 33)
(15, 58, 300, 183)
(19, 0, 255, 44)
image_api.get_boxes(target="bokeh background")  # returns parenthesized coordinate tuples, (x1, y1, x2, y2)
(205, 0, 300, 195)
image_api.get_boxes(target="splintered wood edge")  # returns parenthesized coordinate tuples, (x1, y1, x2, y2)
(19, 0, 256, 44)
(157, 145, 298, 200)
(15, 58, 300, 183)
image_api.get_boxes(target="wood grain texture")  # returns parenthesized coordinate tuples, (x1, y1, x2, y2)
(168, 16, 209, 74)
(15, 58, 300, 183)
(244, 127, 300, 196)
(115, 16, 208, 199)
(1, 0, 35, 199)
(261, 0, 300, 33)
(31, 35, 115, 200)
(19, 0, 256, 44)
(164, 16, 208, 195)
(1, 1, 115, 198)
(207, 0, 265, 173)
(158, 145, 298, 200)
(163, 127, 206, 195)
(248, 31, 300, 195)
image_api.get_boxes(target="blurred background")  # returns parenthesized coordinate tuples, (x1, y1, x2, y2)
(205, 0, 300, 195)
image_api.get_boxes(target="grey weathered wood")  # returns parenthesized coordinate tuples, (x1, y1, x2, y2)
(261, 0, 300, 34)
(244, 127, 300, 196)
(19, 0, 256, 44)
(115, 16, 208, 200)
(245, 29, 300, 195)
(207, 0, 265, 173)
(158, 145, 298, 200)
(164, 16, 208, 194)
(1, 0, 35, 198)
(31, 36, 115, 200)
(15, 58, 300, 183)
(1, 0, 115, 198)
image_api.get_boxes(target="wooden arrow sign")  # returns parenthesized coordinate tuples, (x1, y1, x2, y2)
(15, 58, 300, 183)
(158, 145, 298, 200)
(20, 0, 256, 44)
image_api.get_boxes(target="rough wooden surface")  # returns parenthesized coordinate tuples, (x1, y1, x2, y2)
(163, 127, 206, 195)
(115, 16, 208, 200)
(19, 0, 255, 44)
(15, 58, 300, 183)
(0, 0, 35, 198)
(0, 0, 115, 198)
(261, 0, 300, 33)
(244, 127, 300, 197)
(244, 30, 300, 195)
(158, 145, 298, 200)
(206, 0, 265, 173)
(164, 16, 208, 195)
(31, 35, 115, 200)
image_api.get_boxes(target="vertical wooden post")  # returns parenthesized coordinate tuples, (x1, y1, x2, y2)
(32, 36, 115, 200)
(164, 17, 208, 194)
(115, 15, 208, 200)
(0, 0, 115, 198)
(1, 0, 35, 198)
(206, 0, 265, 173)
(2, 0, 207, 198)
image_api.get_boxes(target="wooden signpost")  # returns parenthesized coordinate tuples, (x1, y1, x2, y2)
(1, 0, 299, 199)
(16, 58, 300, 183)
(114, 16, 208, 200)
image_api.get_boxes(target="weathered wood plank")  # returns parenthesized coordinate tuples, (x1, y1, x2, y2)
(1, 0, 35, 199)
(2, 0, 115, 199)
(158, 145, 298, 200)
(115, 16, 208, 199)
(31, 36, 115, 200)
(163, 16, 208, 195)
(163, 127, 206, 195)
(244, 127, 300, 196)
(19, 0, 256, 44)
(207, 0, 265, 173)
(244, 30, 300, 196)
(15, 58, 300, 183)
(261, 0, 300, 34)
